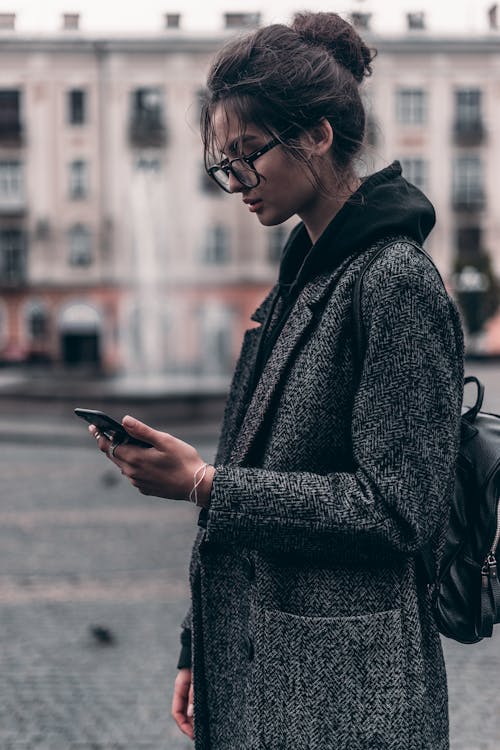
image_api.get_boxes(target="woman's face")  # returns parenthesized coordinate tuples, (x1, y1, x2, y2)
(212, 105, 321, 228)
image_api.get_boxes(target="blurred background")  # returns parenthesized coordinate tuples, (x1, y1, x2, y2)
(0, 1, 499, 749)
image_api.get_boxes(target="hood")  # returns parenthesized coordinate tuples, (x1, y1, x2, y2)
(278, 161, 436, 299)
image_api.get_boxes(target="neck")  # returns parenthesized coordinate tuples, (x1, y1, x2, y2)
(300, 175, 361, 244)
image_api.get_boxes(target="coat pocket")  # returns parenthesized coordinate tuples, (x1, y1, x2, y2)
(252, 606, 409, 750)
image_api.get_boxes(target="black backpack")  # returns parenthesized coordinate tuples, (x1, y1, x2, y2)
(353, 240, 500, 644)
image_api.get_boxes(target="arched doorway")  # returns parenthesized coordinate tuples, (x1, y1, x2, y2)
(59, 303, 102, 367)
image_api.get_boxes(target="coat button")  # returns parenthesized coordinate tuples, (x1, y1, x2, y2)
(243, 635, 254, 661)
(241, 555, 255, 581)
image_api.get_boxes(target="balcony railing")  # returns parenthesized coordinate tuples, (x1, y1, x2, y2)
(0, 121, 23, 146)
(129, 114, 166, 148)
(453, 119, 486, 146)
(452, 189, 486, 212)
(0, 194, 26, 216)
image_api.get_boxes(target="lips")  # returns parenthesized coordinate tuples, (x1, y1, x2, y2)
(244, 198, 263, 212)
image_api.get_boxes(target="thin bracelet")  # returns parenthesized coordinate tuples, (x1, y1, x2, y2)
(189, 462, 210, 506)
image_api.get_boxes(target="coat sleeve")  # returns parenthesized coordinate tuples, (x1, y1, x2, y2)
(203, 253, 464, 563)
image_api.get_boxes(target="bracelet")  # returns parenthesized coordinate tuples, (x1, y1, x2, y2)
(189, 462, 210, 506)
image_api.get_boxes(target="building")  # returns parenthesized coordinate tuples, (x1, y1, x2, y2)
(0, 11, 499, 387)
(364, 28, 500, 353)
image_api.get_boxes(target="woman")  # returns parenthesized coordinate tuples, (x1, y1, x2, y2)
(91, 11, 464, 749)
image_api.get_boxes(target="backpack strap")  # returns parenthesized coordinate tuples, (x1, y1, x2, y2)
(352, 238, 440, 585)
(353, 238, 444, 368)
(463, 375, 485, 423)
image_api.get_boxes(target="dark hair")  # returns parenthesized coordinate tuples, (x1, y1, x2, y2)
(201, 12, 376, 189)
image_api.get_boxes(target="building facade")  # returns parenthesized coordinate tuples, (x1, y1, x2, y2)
(0, 22, 499, 387)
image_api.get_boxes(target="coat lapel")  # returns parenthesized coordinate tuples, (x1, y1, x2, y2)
(214, 287, 278, 464)
(230, 269, 344, 464)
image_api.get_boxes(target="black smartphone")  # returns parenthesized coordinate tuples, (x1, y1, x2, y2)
(74, 408, 152, 448)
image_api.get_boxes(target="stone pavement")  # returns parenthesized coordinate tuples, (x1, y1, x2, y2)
(0, 363, 499, 749)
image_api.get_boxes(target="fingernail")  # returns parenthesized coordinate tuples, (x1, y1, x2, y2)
(122, 416, 135, 428)
(187, 703, 194, 718)
(88, 424, 95, 434)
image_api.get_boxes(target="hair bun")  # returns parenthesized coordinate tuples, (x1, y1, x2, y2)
(292, 11, 375, 83)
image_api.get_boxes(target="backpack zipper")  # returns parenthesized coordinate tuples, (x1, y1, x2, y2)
(481, 497, 500, 584)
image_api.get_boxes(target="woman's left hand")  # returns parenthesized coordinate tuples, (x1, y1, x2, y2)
(89, 416, 214, 508)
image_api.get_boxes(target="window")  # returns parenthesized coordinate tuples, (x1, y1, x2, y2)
(396, 88, 427, 125)
(69, 160, 88, 199)
(400, 158, 428, 191)
(26, 302, 49, 340)
(199, 304, 234, 375)
(455, 89, 482, 125)
(224, 12, 261, 29)
(164, 13, 181, 28)
(130, 88, 166, 147)
(62, 13, 80, 30)
(456, 226, 481, 262)
(0, 161, 23, 203)
(0, 229, 25, 283)
(202, 225, 230, 265)
(0, 13, 15, 30)
(452, 156, 485, 210)
(68, 224, 92, 266)
(454, 89, 484, 144)
(351, 12, 371, 30)
(0, 90, 22, 139)
(268, 226, 287, 264)
(68, 89, 86, 125)
(407, 12, 425, 30)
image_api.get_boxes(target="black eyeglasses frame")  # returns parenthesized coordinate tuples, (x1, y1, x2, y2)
(206, 137, 281, 193)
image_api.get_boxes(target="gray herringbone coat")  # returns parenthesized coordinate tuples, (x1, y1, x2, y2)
(184, 239, 464, 750)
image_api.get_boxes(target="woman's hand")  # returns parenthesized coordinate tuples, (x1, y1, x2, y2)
(89, 416, 214, 507)
(172, 668, 194, 740)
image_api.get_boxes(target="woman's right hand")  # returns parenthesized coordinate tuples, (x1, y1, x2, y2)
(172, 667, 194, 740)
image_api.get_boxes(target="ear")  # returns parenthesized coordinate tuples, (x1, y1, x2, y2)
(307, 118, 334, 156)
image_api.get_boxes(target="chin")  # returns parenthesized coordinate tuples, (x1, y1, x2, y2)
(257, 211, 294, 227)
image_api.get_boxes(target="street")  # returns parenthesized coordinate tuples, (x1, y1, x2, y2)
(0, 361, 499, 749)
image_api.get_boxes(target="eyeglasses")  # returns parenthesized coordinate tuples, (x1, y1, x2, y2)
(206, 137, 280, 193)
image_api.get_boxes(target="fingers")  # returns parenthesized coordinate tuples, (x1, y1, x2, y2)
(88, 425, 123, 465)
(172, 669, 194, 740)
(121, 415, 169, 451)
(187, 682, 194, 719)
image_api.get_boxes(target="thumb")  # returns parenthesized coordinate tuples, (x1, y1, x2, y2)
(122, 415, 167, 449)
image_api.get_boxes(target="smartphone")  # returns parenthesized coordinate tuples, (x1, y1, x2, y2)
(74, 408, 152, 448)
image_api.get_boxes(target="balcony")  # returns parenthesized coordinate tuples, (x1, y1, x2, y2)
(453, 119, 486, 146)
(129, 114, 166, 148)
(452, 189, 486, 212)
(0, 194, 26, 216)
(0, 120, 23, 147)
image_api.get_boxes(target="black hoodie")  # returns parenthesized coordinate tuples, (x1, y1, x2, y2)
(249, 160, 436, 395)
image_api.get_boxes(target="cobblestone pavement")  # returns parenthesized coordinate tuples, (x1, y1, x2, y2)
(1, 365, 499, 750)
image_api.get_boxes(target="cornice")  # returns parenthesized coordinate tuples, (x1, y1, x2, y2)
(0, 31, 499, 56)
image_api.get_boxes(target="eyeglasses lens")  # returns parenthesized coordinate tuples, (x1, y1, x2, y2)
(211, 159, 259, 190)
(230, 159, 259, 187)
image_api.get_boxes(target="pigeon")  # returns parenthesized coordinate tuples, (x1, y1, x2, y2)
(89, 625, 116, 646)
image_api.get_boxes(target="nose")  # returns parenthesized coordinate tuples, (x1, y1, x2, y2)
(228, 171, 244, 193)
